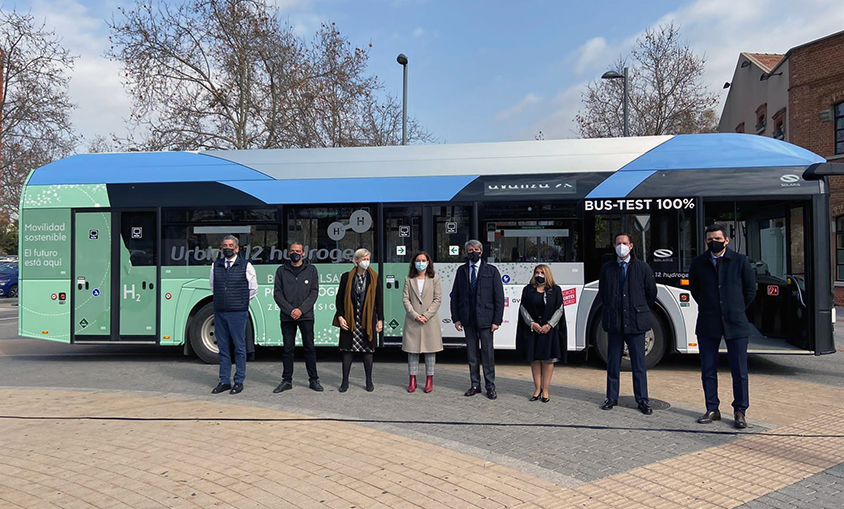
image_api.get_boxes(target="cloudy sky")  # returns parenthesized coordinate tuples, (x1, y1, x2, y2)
(7, 0, 844, 148)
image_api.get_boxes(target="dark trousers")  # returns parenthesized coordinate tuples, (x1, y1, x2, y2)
(215, 311, 248, 384)
(606, 332, 649, 404)
(465, 324, 496, 389)
(699, 335, 749, 413)
(281, 320, 319, 382)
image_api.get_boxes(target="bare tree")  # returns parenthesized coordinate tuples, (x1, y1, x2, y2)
(0, 9, 77, 219)
(107, 0, 431, 150)
(576, 24, 719, 138)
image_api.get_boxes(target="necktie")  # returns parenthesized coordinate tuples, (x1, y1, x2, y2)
(470, 263, 477, 291)
(621, 262, 628, 285)
(715, 257, 721, 272)
(226, 260, 231, 269)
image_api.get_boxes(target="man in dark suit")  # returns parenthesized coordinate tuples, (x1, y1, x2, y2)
(689, 223, 756, 429)
(596, 233, 657, 415)
(451, 240, 505, 399)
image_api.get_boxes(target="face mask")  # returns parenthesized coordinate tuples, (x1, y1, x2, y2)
(707, 240, 726, 254)
(222, 248, 235, 258)
(290, 252, 302, 263)
(358, 260, 370, 270)
(415, 261, 428, 272)
(534, 275, 546, 285)
(467, 251, 481, 263)
(615, 244, 630, 258)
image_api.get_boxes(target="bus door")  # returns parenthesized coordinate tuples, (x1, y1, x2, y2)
(73, 211, 112, 338)
(117, 211, 158, 338)
(705, 200, 812, 352)
(381, 206, 424, 341)
(481, 202, 582, 350)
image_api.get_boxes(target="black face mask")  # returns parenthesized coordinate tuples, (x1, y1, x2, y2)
(290, 252, 302, 263)
(534, 275, 546, 285)
(707, 240, 726, 254)
(222, 248, 235, 258)
(467, 251, 481, 263)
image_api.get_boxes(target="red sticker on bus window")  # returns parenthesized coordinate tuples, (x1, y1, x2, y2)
(767, 285, 779, 296)
(562, 288, 577, 306)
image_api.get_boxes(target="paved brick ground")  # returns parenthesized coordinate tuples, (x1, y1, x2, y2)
(735, 463, 844, 509)
(1, 389, 843, 508)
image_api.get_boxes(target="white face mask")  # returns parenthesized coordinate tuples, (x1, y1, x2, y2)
(358, 260, 370, 270)
(615, 244, 631, 258)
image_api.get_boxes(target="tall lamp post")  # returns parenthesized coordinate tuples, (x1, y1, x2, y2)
(396, 53, 408, 145)
(601, 67, 629, 137)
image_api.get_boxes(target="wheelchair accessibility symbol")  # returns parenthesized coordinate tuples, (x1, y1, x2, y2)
(92, 288, 100, 297)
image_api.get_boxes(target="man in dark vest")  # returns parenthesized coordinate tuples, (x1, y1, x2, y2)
(689, 223, 756, 429)
(450, 239, 505, 400)
(597, 233, 656, 415)
(210, 235, 257, 395)
(273, 241, 322, 393)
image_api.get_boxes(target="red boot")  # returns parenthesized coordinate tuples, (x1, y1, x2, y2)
(424, 376, 433, 393)
(408, 375, 417, 393)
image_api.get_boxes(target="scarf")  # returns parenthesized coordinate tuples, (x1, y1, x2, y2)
(334, 266, 378, 341)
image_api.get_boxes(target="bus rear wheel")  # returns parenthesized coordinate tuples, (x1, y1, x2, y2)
(592, 310, 667, 370)
(188, 303, 256, 364)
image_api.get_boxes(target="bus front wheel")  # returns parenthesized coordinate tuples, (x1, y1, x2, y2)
(592, 311, 667, 370)
(188, 303, 256, 364)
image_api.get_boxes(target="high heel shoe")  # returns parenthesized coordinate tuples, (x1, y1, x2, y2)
(541, 392, 550, 403)
(530, 393, 541, 401)
(338, 382, 348, 393)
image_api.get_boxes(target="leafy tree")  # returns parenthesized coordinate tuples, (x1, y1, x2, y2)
(576, 24, 719, 138)
(0, 8, 77, 219)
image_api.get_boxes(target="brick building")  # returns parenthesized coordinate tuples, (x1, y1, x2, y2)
(720, 30, 844, 304)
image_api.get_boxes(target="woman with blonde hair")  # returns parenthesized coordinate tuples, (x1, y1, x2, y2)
(334, 248, 383, 392)
(401, 251, 443, 393)
(515, 264, 566, 402)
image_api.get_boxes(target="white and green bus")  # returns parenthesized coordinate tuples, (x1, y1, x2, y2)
(18, 134, 838, 366)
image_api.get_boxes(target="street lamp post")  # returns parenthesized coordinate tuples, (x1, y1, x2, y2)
(397, 53, 408, 145)
(601, 67, 629, 137)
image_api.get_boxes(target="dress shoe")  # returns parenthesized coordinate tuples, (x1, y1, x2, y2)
(365, 381, 374, 392)
(423, 376, 433, 394)
(309, 380, 324, 392)
(338, 382, 348, 393)
(487, 388, 497, 400)
(408, 375, 417, 393)
(734, 411, 747, 429)
(529, 394, 541, 402)
(464, 386, 481, 397)
(697, 410, 721, 424)
(601, 399, 618, 410)
(212, 383, 231, 394)
(273, 381, 293, 393)
(541, 396, 550, 403)
(638, 402, 653, 415)
(230, 383, 244, 394)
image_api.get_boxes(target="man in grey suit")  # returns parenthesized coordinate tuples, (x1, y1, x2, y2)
(450, 240, 505, 400)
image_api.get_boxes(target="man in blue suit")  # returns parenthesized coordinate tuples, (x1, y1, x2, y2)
(451, 240, 505, 400)
(689, 223, 756, 429)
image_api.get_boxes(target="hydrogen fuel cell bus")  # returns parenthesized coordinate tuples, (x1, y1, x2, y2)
(18, 133, 837, 367)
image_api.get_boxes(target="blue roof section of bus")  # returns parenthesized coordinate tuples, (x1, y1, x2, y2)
(221, 175, 479, 204)
(27, 152, 272, 185)
(585, 133, 826, 198)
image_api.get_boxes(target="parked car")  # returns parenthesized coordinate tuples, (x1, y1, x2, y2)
(0, 262, 18, 298)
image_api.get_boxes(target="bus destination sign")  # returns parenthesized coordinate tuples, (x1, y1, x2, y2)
(584, 198, 695, 212)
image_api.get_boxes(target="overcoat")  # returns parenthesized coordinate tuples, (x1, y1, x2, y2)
(689, 248, 756, 339)
(401, 275, 444, 354)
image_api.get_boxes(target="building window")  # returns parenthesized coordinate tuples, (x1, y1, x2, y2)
(837, 216, 844, 281)
(735, 122, 745, 133)
(836, 102, 844, 155)
(772, 108, 786, 140)
(755, 104, 767, 134)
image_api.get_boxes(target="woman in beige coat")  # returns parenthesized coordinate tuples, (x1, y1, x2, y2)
(402, 251, 443, 393)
